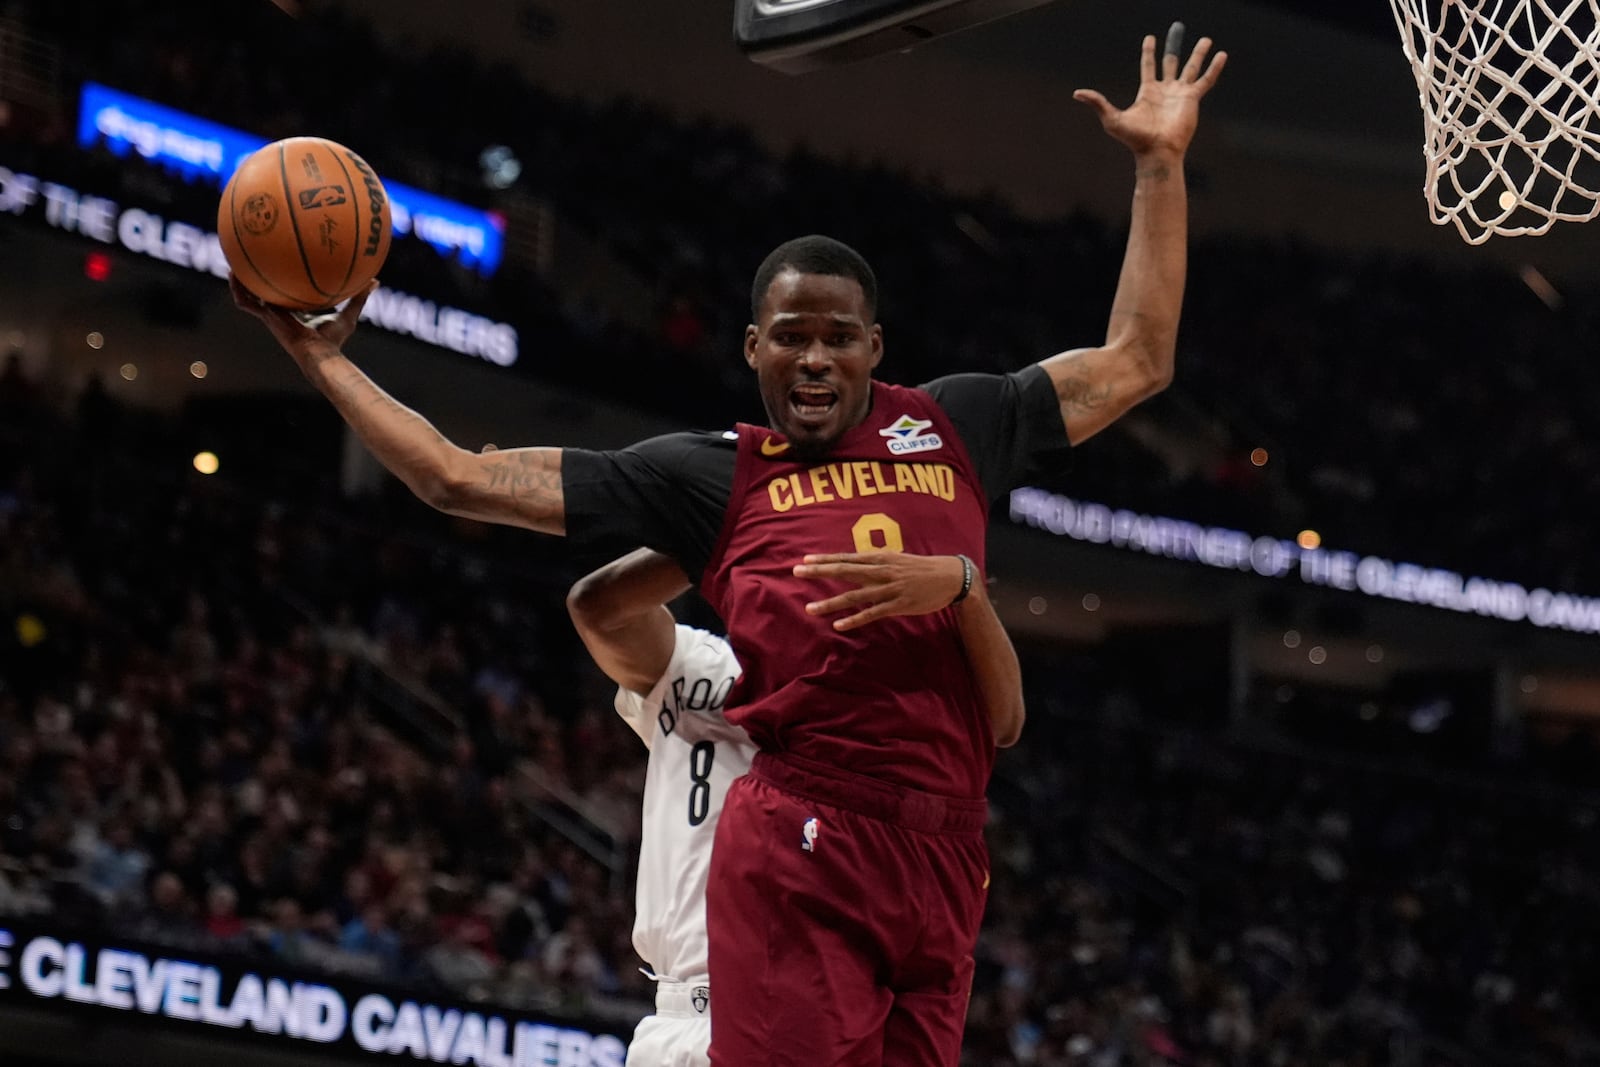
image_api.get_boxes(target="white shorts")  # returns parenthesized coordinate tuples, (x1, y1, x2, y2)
(626, 980, 711, 1067)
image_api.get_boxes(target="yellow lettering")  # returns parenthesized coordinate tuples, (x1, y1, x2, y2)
(894, 464, 921, 493)
(852, 461, 877, 497)
(789, 472, 816, 508)
(826, 463, 855, 500)
(936, 466, 955, 501)
(769, 478, 793, 512)
(869, 463, 895, 495)
(807, 467, 835, 503)
(912, 464, 938, 495)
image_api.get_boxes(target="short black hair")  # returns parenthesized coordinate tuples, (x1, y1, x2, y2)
(750, 235, 878, 322)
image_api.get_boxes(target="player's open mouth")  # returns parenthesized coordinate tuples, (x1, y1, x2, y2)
(789, 384, 837, 423)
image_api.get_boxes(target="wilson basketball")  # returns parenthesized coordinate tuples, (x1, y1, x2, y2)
(218, 137, 392, 310)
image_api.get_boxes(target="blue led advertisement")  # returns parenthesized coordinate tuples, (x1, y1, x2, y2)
(78, 82, 506, 276)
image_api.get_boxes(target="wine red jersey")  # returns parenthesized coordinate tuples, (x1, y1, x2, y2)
(700, 380, 994, 798)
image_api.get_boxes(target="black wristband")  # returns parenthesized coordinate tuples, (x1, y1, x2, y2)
(951, 554, 975, 606)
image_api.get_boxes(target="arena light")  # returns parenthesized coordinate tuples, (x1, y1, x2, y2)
(1297, 529, 1321, 550)
(479, 145, 522, 190)
(85, 331, 104, 349)
(15, 612, 46, 647)
(192, 451, 220, 475)
(1250, 447, 1269, 467)
(84, 251, 112, 282)
(189, 360, 208, 379)
(119, 362, 137, 380)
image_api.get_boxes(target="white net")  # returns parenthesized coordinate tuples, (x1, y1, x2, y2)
(1389, 0, 1600, 243)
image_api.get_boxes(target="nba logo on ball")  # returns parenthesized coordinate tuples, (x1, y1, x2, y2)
(218, 136, 392, 311)
(801, 817, 820, 852)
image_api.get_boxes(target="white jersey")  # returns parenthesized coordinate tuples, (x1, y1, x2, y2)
(615, 625, 752, 983)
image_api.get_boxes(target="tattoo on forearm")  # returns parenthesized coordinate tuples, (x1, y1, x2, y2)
(1055, 376, 1113, 414)
(482, 450, 561, 500)
(308, 353, 563, 530)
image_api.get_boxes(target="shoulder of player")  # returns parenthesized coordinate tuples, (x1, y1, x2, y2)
(672, 625, 741, 677)
(913, 368, 1035, 409)
(666, 428, 740, 452)
(631, 428, 738, 481)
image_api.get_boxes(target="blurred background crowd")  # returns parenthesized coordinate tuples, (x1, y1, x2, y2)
(1, 0, 1598, 1065)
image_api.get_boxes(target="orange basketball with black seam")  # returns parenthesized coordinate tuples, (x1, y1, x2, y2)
(218, 136, 392, 311)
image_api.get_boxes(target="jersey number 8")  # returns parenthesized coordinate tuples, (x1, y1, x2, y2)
(687, 740, 715, 827)
(851, 512, 904, 553)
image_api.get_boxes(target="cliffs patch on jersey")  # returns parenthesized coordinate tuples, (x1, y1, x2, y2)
(879, 414, 943, 455)
(768, 461, 956, 513)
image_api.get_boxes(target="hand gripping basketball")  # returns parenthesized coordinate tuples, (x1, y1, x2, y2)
(230, 273, 377, 366)
(1073, 22, 1228, 160)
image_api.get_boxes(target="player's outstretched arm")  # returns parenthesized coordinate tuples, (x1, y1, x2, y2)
(1041, 25, 1227, 446)
(794, 553, 1025, 746)
(232, 276, 566, 534)
(567, 548, 692, 696)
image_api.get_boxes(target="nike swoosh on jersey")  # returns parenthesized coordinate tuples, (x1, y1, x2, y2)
(760, 437, 791, 457)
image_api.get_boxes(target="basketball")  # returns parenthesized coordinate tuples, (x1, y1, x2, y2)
(217, 136, 392, 311)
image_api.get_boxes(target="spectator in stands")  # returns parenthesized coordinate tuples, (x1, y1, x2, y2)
(202, 882, 246, 944)
(130, 871, 195, 945)
(340, 903, 403, 972)
(81, 814, 150, 913)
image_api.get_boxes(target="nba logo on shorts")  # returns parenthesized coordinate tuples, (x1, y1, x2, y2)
(801, 816, 820, 852)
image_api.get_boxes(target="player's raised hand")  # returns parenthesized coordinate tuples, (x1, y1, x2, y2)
(1073, 23, 1226, 160)
(794, 551, 969, 632)
(229, 274, 377, 364)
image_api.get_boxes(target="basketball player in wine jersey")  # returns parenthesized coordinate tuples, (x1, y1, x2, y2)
(233, 27, 1224, 1064)
(565, 547, 1022, 1067)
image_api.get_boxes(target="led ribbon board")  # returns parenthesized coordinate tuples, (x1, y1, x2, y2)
(1010, 488, 1600, 637)
(77, 83, 505, 276)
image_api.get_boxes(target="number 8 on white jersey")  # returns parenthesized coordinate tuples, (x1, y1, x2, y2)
(614, 625, 753, 989)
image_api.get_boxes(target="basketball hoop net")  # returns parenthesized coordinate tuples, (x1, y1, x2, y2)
(1389, 0, 1600, 243)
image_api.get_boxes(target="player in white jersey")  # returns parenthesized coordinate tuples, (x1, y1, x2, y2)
(567, 547, 1025, 1067)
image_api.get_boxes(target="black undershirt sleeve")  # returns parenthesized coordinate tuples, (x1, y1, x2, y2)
(560, 431, 736, 582)
(920, 364, 1072, 503)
